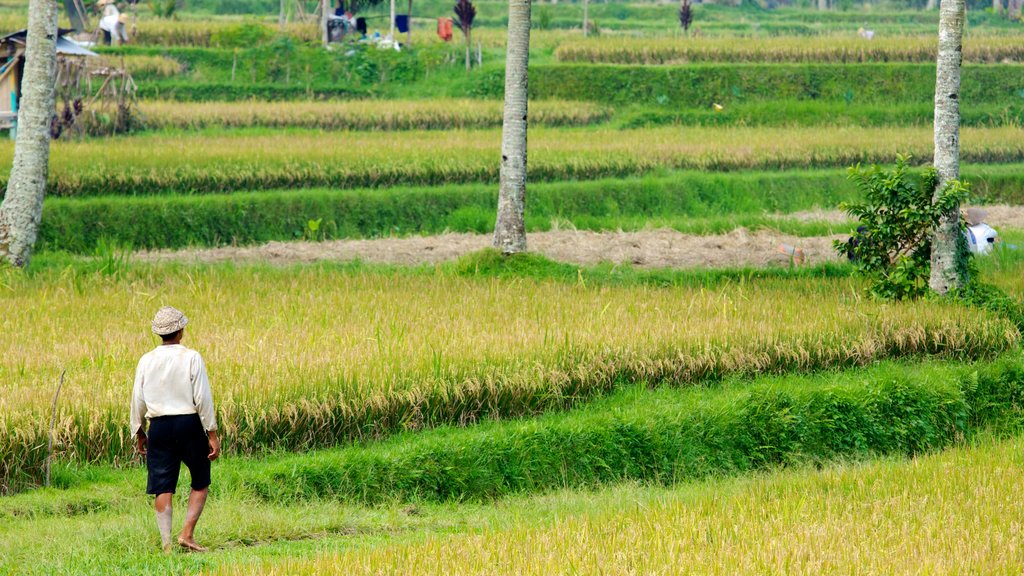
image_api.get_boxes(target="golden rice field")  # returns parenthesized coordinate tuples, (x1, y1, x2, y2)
(6, 126, 1024, 196)
(555, 34, 1024, 64)
(97, 55, 183, 78)
(227, 434, 1024, 575)
(0, 263, 1018, 491)
(138, 99, 612, 130)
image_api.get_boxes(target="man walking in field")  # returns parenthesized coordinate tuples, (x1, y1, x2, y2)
(131, 306, 220, 553)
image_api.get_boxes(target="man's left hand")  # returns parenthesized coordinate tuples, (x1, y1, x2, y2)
(135, 434, 147, 456)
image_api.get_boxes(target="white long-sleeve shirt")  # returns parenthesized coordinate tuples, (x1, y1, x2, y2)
(130, 344, 217, 436)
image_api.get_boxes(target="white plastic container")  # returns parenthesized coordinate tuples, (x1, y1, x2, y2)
(966, 223, 998, 255)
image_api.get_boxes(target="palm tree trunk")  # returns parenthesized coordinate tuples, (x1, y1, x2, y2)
(582, 0, 589, 37)
(0, 0, 58, 267)
(493, 0, 530, 254)
(993, 0, 1002, 14)
(817, 0, 827, 10)
(929, 0, 966, 295)
(406, 0, 413, 46)
(465, 28, 471, 71)
(926, 0, 936, 9)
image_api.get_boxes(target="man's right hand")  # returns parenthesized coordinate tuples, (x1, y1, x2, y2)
(207, 431, 220, 461)
(136, 434, 147, 456)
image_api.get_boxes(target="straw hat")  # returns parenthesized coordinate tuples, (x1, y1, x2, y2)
(97, 0, 113, 6)
(118, 13, 129, 23)
(151, 306, 189, 336)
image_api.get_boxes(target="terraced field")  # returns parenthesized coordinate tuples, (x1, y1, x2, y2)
(1, 0, 1023, 572)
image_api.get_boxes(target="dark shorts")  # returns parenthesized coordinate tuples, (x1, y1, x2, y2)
(146, 413, 211, 495)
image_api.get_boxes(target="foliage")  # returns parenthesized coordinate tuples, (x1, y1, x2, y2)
(454, 0, 477, 36)
(679, 0, 694, 32)
(835, 157, 969, 300)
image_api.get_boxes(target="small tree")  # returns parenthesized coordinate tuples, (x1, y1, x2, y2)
(454, 0, 476, 72)
(679, 0, 693, 35)
(835, 157, 968, 301)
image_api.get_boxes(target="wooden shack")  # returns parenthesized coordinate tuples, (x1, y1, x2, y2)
(0, 29, 97, 131)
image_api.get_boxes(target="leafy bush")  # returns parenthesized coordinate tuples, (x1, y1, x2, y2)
(835, 156, 968, 300)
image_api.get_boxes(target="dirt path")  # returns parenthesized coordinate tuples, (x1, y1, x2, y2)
(138, 228, 848, 269)
(136, 205, 1024, 270)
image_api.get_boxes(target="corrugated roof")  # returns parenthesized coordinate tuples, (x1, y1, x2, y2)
(0, 29, 97, 57)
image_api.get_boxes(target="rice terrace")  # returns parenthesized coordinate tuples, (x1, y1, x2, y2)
(1, 0, 1024, 570)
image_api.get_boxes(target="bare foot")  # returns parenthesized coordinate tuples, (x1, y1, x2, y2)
(177, 538, 208, 552)
(162, 543, 173, 555)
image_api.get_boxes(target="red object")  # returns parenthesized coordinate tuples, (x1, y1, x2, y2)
(437, 17, 453, 41)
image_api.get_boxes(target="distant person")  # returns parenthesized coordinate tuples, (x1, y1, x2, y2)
(334, 0, 345, 17)
(97, 0, 119, 45)
(131, 306, 220, 553)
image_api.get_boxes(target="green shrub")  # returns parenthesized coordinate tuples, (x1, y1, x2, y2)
(836, 157, 968, 300)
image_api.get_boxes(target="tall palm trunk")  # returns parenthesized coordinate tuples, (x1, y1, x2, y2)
(493, 0, 530, 254)
(465, 28, 471, 71)
(929, 0, 966, 295)
(926, 0, 936, 9)
(0, 0, 58, 267)
(407, 0, 413, 45)
(582, 0, 589, 37)
(993, 0, 1002, 14)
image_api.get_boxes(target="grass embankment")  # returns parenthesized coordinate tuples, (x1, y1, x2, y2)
(2, 255, 1018, 492)
(5, 126, 1024, 198)
(3, 360, 1024, 574)
(229, 433, 1024, 576)
(617, 100, 1024, 128)
(39, 169, 864, 252)
(511, 64, 1024, 106)
(244, 356, 1024, 504)
(555, 35, 1024, 64)
(34, 164, 1024, 253)
(138, 99, 611, 131)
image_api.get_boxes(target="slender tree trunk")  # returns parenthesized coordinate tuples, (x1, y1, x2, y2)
(0, 0, 58, 267)
(279, 0, 286, 30)
(993, 0, 1002, 14)
(493, 0, 530, 254)
(926, 0, 936, 9)
(388, 0, 396, 40)
(929, 0, 966, 295)
(321, 0, 329, 46)
(817, 0, 827, 10)
(465, 28, 471, 71)
(406, 0, 413, 45)
(582, 0, 589, 37)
